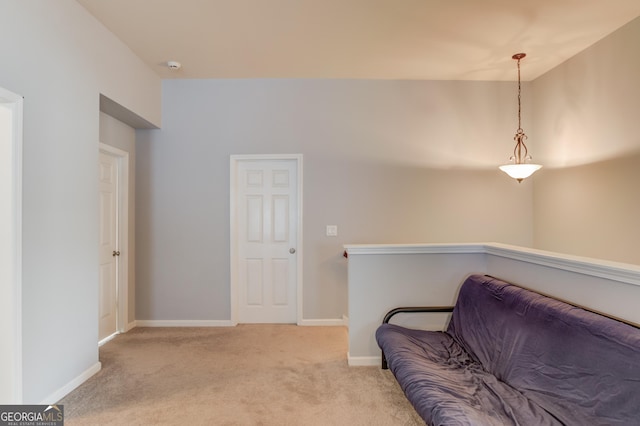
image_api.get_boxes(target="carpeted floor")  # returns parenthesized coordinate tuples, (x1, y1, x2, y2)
(59, 325, 424, 425)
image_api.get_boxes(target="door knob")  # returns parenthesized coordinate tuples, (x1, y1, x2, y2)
(289, 248, 296, 254)
(112, 250, 120, 257)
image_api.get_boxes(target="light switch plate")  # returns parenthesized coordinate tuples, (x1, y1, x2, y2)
(326, 225, 338, 237)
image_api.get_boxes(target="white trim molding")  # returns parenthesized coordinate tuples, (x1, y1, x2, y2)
(0, 87, 23, 403)
(345, 242, 640, 287)
(344, 243, 486, 256)
(39, 362, 101, 405)
(485, 242, 640, 286)
(347, 354, 380, 367)
(98, 332, 119, 347)
(134, 320, 236, 327)
(299, 318, 348, 327)
(131, 319, 348, 328)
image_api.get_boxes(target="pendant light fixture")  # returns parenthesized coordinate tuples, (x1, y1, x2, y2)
(499, 53, 542, 182)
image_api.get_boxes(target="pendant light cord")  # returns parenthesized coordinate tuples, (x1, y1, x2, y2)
(517, 57, 522, 131)
(511, 53, 528, 164)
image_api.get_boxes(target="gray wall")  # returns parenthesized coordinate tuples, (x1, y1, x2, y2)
(136, 79, 535, 321)
(532, 17, 640, 264)
(0, 1, 160, 403)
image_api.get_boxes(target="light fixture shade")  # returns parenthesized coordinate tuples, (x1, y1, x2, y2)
(499, 163, 542, 181)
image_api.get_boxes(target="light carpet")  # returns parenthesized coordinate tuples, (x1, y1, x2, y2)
(59, 325, 423, 425)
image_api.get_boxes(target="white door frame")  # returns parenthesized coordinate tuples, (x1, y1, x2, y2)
(98, 143, 129, 340)
(0, 87, 23, 403)
(230, 154, 303, 325)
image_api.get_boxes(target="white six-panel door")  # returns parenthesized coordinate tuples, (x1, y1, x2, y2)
(98, 151, 118, 340)
(236, 159, 298, 323)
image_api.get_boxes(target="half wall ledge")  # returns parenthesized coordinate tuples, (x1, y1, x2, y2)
(344, 242, 640, 366)
(344, 242, 640, 287)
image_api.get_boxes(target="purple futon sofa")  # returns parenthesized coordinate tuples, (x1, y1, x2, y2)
(376, 274, 640, 425)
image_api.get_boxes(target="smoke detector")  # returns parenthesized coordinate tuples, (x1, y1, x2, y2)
(167, 61, 182, 70)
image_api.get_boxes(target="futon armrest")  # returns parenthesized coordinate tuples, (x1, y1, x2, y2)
(380, 306, 454, 370)
(382, 306, 454, 324)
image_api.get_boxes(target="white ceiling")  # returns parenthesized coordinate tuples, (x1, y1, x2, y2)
(77, 0, 640, 81)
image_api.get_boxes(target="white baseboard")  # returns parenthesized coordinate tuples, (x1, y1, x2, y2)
(41, 362, 101, 404)
(98, 332, 119, 346)
(125, 320, 137, 331)
(132, 319, 347, 327)
(134, 320, 236, 327)
(298, 317, 348, 326)
(347, 353, 380, 367)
